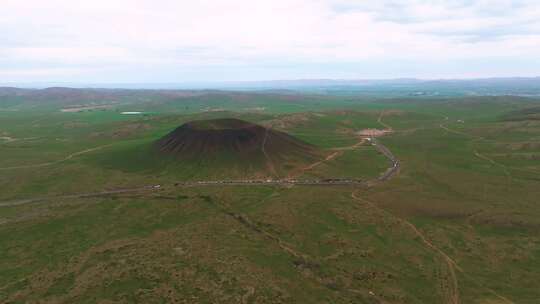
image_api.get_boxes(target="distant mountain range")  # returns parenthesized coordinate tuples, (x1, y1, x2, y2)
(2, 77, 540, 97)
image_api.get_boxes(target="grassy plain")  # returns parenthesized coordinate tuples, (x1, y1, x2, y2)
(1, 91, 540, 303)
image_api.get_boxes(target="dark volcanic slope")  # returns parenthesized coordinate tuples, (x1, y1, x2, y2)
(156, 118, 316, 158)
(155, 119, 321, 178)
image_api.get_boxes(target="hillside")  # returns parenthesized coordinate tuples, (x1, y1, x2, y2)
(154, 118, 322, 178)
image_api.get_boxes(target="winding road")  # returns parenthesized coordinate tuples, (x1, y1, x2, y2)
(0, 114, 401, 207)
(0, 136, 399, 207)
(2, 113, 521, 304)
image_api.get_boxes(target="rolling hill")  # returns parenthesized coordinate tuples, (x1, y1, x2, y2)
(154, 118, 322, 178)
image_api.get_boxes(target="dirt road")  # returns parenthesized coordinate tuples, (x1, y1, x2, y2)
(0, 144, 114, 171)
(289, 139, 367, 178)
(371, 138, 399, 182)
(378, 110, 393, 131)
(0, 125, 400, 207)
(0, 187, 156, 208)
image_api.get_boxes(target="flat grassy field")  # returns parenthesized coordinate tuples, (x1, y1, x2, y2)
(1, 92, 540, 303)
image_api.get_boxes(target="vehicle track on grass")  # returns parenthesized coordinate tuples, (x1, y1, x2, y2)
(437, 122, 523, 303)
(0, 144, 114, 171)
(473, 150, 513, 184)
(440, 123, 484, 140)
(474, 148, 540, 175)
(440, 122, 539, 178)
(0, 187, 156, 208)
(0, 136, 41, 143)
(209, 195, 385, 301)
(330, 139, 367, 151)
(378, 110, 393, 131)
(351, 190, 515, 304)
(351, 191, 461, 304)
(294, 151, 341, 174)
(288, 139, 367, 178)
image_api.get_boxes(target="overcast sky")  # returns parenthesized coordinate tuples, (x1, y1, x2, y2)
(1, 0, 540, 83)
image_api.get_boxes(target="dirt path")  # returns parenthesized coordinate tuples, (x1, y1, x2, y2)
(0, 136, 16, 142)
(474, 147, 539, 176)
(296, 151, 342, 174)
(351, 191, 461, 304)
(0, 144, 114, 171)
(371, 139, 400, 182)
(0, 186, 156, 208)
(378, 111, 393, 131)
(0, 136, 40, 143)
(441, 123, 539, 176)
(439, 123, 479, 139)
(209, 195, 385, 300)
(434, 123, 523, 303)
(289, 139, 367, 178)
(351, 191, 516, 304)
(209, 198, 317, 276)
(331, 139, 366, 151)
(261, 127, 277, 176)
(474, 150, 514, 184)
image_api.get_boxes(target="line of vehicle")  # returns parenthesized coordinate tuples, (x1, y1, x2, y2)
(0, 132, 399, 206)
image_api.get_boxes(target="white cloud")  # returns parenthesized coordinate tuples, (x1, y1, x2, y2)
(1, 0, 539, 81)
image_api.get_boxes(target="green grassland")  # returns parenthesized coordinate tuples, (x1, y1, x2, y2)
(1, 91, 540, 303)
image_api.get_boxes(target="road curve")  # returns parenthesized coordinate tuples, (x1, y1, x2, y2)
(371, 138, 400, 182)
(0, 134, 399, 206)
